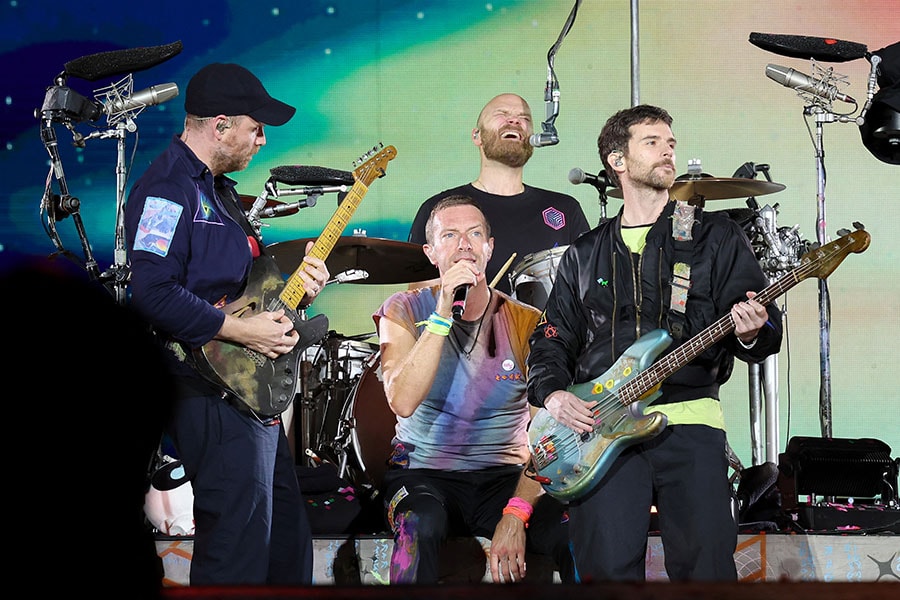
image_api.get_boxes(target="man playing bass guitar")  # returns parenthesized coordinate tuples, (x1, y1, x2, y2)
(526, 105, 782, 582)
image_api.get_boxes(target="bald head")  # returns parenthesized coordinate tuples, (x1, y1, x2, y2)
(476, 93, 531, 130)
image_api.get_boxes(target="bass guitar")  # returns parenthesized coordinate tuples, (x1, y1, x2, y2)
(528, 226, 870, 501)
(192, 144, 397, 417)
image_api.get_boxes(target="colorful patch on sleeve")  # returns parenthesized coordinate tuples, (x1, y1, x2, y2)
(133, 197, 183, 257)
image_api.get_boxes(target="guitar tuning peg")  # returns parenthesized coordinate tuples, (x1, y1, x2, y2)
(836, 228, 851, 237)
(808, 242, 821, 251)
(852, 221, 865, 231)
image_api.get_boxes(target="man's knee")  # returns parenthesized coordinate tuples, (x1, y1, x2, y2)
(386, 484, 448, 542)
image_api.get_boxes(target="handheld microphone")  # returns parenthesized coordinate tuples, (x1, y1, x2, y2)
(568, 167, 610, 190)
(765, 64, 856, 104)
(451, 285, 470, 320)
(102, 82, 179, 116)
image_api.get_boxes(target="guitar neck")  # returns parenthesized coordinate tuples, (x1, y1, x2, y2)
(274, 143, 396, 311)
(278, 181, 367, 310)
(617, 245, 826, 405)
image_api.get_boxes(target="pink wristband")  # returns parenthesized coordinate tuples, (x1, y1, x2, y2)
(505, 496, 533, 519)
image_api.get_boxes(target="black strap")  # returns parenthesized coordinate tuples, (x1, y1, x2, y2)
(215, 178, 266, 253)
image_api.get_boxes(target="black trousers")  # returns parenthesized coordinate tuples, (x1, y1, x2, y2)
(568, 424, 737, 582)
(382, 465, 574, 583)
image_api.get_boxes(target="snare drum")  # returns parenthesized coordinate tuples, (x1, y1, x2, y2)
(508, 246, 568, 311)
(338, 352, 396, 490)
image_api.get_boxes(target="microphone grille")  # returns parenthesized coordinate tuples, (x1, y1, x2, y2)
(568, 167, 586, 185)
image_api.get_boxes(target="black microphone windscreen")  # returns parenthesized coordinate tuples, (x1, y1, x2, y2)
(749, 32, 867, 63)
(270, 165, 355, 186)
(64, 41, 184, 81)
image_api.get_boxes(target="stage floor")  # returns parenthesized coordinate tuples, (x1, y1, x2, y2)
(155, 530, 900, 586)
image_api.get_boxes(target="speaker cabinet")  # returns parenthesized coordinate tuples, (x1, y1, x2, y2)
(777, 436, 897, 509)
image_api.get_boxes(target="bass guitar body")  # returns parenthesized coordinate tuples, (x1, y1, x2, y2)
(528, 329, 672, 501)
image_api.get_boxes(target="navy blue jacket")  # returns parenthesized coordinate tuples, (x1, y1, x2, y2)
(125, 136, 253, 359)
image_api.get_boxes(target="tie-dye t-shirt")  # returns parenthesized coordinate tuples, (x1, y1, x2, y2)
(373, 286, 541, 471)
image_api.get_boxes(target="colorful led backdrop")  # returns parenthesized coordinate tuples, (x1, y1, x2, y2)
(2, 1, 897, 472)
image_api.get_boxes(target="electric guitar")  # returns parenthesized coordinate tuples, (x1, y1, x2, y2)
(528, 227, 870, 501)
(191, 144, 398, 417)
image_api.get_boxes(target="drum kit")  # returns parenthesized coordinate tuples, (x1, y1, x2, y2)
(261, 169, 802, 493)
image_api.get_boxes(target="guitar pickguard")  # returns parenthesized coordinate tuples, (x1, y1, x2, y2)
(528, 329, 672, 501)
(193, 256, 329, 416)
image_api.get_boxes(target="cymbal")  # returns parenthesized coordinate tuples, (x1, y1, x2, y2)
(606, 177, 785, 201)
(239, 194, 298, 217)
(267, 236, 438, 285)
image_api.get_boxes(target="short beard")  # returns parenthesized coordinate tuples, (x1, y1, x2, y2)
(632, 162, 675, 191)
(211, 145, 251, 175)
(480, 127, 533, 168)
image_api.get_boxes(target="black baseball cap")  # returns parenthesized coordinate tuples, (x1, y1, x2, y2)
(184, 62, 296, 126)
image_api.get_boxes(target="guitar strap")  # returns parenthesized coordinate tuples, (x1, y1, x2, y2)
(667, 201, 701, 343)
(215, 178, 267, 256)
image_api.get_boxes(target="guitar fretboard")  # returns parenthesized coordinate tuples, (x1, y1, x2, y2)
(616, 229, 868, 405)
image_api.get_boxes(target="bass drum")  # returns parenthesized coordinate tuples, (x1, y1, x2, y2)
(339, 352, 396, 491)
(508, 245, 568, 311)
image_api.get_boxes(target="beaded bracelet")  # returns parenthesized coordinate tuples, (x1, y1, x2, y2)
(502, 496, 533, 526)
(416, 312, 453, 337)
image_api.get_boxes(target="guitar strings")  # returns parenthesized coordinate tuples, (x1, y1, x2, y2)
(541, 236, 852, 462)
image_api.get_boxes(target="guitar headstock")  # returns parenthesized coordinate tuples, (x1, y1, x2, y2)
(799, 224, 871, 279)
(352, 143, 397, 186)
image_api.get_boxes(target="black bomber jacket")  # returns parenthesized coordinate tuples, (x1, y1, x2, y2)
(526, 200, 783, 408)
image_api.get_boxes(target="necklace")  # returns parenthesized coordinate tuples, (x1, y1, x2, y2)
(451, 288, 492, 359)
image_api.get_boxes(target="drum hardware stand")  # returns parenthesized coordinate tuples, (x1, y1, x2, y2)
(744, 196, 807, 465)
(297, 328, 372, 469)
(296, 308, 321, 467)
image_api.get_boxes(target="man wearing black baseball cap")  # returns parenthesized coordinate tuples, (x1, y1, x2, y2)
(185, 62, 296, 126)
(125, 63, 328, 586)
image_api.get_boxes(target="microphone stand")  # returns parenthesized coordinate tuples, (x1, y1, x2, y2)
(38, 73, 145, 305)
(40, 117, 102, 282)
(593, 171, 610, 223)
(803, 103, 858, 439)
(776, 61, 858, 441)
(77, 118, 137, 305)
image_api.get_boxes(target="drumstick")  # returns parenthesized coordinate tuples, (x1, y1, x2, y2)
(489, 252, 517, 288)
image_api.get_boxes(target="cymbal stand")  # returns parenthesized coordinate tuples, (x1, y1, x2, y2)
(296, 311, 321, 467)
